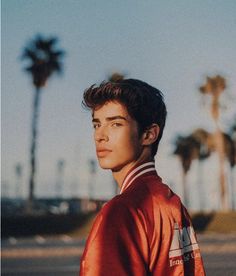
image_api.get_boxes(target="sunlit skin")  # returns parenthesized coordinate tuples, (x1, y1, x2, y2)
(92, 101, 159, 188)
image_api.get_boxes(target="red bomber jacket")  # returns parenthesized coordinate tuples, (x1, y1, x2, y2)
(79, 161, 205, 276)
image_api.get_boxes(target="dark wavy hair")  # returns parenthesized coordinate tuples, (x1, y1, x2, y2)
(82, 79, 167, 157)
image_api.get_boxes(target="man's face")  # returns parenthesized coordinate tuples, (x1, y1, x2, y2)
(92, 101, 143, 171)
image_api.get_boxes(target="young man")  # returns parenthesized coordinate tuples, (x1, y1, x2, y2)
(79, 79, 205, 275)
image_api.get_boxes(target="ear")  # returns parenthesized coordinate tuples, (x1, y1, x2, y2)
(141, 124, 160, 146)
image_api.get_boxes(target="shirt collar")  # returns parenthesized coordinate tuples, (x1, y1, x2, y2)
(119, 161, 156, 194)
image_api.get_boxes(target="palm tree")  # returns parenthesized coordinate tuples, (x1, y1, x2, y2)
(56, 159, 66, 198)
(14, 163, 23, 199)
(192, 128, 235, 209)
(229, 118, 236, 209)
(173, 135, 200, 207)
(229, 117, 236, 166)
(88, 159, 97, 199)
(199, 75, 229, 210)
(225, 124, 236, 209)
(21, 34, 65, 210)
(108, 72, 126, 82)
(191, 129, 211, 209)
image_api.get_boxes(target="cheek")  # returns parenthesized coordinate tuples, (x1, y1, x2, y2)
(110, 132, 126, 149)
(111, 129, 140, 152)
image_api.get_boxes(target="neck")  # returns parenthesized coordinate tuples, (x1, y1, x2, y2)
(112, 152, 154, 189)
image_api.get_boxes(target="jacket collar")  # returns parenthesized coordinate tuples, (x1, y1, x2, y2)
(120, 161, 156, 194)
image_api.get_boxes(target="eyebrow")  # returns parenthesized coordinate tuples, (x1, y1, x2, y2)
(92, 116, 128, 123)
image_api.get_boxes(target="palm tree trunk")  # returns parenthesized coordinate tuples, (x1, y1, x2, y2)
(182, 171, 188, 208)
(28, 87, 41, 211)
(215, 128, 228, 210)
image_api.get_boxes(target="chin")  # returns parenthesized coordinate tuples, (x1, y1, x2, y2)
(97, 158, 119, 170)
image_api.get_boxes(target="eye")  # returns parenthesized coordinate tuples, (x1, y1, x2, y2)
(93, 123, 100, 129)
(111, 122, 122, 127)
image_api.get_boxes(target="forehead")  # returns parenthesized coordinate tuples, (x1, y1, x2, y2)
(93, 101, 130, 118)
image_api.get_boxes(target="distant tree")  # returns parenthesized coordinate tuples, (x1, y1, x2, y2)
(173, 135, 200, 207)
(229, 117, 236, 166)
(88, 159, 97, 199)
(227, 119, 236, 209)
(21, 34, 65, 210)
(199, 75, 229, 210)
(14, 163, 23, 199)
(191, 129, 211, 209)
(222, 133, 235, 168)
(108, 72, 126, 82)
(56, 159, 66, 198)
(192, 128, 235, 209)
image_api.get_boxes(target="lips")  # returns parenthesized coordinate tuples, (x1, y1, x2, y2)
(96, 149, 112, 157)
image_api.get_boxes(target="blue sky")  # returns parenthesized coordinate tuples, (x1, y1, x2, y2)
(2, 0, 236, 207)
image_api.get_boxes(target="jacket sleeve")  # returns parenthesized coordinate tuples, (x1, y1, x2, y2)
(79, 199, 150, 276)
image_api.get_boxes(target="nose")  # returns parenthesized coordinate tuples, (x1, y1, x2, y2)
(94, 126, 109, 142)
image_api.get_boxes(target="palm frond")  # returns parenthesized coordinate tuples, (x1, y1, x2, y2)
(21, 34, 65, 87)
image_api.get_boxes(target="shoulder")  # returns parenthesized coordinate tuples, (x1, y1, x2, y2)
(129, 174, 185, 220)
(101, 194, 136, 219)
(99, 192, 151, 230)
(102, 175, 170, 216)
(125, 174, 177, 209)
(143, 175, 181, 204)
(90, 195, 149, 242)
(105, 179, 154, 214)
